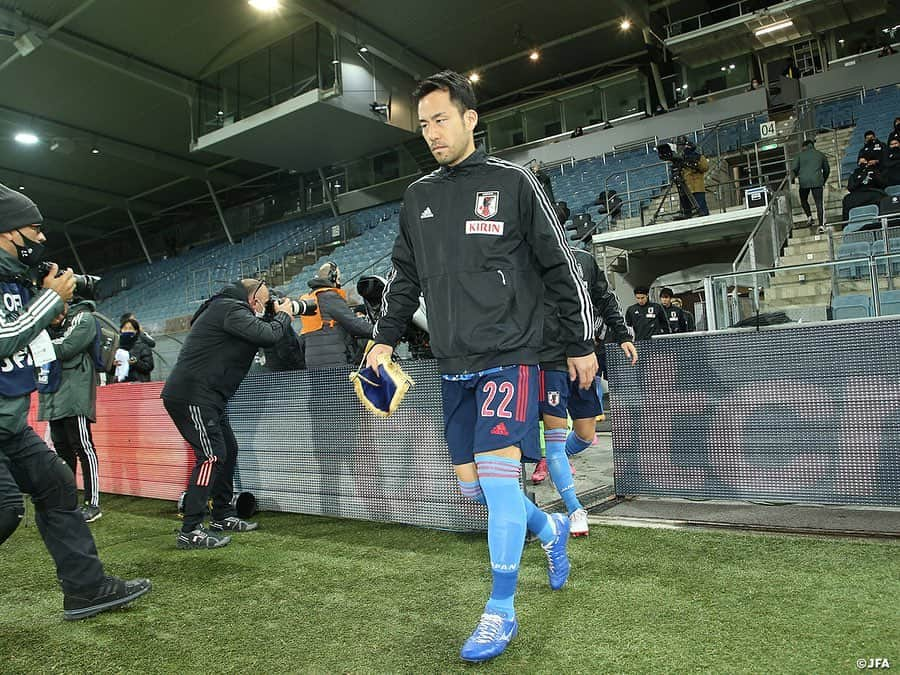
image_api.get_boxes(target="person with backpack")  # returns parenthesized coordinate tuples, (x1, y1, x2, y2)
(119, 318, 154, 382)
(38, 300, 107, 523)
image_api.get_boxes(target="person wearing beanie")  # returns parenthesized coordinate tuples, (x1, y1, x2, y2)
(0, 183, 151, 620)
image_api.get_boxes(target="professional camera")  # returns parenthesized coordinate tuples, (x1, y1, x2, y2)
(657, 140, 700, 169)
(35, 261, 101, 300)
(264, 290, 317, 319)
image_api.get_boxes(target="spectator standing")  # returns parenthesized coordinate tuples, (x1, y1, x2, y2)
(791, 139, 830, 232)
(119, 319, 154, 382)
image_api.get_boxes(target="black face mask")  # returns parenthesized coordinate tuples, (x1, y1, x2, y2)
(12, 230, 46, 267)
(119, 332, 137, 349)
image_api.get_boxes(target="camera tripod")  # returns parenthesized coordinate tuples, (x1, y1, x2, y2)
(648, 166, 699, 226)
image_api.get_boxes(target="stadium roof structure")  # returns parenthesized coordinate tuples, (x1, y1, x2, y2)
(0, 0, 891, 257)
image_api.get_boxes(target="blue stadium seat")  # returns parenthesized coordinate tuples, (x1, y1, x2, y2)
(831, 294, 873, 320)
(836, 242, 871, 279)
(878, 289, 900, 316)
(886, 185, 900, 197)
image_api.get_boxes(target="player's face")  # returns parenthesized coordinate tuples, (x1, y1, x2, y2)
(660, 296, 671, 306)
(635, 294, 648, 306)
(418, 89, 477, 167)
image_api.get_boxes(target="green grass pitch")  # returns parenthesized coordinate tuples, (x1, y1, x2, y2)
(1, 495, 896, 673)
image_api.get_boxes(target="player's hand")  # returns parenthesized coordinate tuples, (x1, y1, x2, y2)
(274, 297, 294, 318)
(567, 353, 598, 390)
(621, 341, 638, 365)
(42, 264, 75, 303)
(366, 343, 393, 371)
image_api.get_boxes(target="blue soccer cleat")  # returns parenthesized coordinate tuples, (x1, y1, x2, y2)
(542, 512, 571, 590)
(460, 612, 518, 663)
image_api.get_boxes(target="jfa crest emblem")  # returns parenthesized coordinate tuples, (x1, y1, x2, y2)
(547, 391, 560, 407)
(475, 191, 499, 218)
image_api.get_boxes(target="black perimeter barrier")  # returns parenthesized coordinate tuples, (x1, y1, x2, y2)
(228, 360, 489, 531)
(607, 317, 900, 507)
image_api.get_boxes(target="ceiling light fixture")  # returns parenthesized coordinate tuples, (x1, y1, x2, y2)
(331, 59, 339, 65)
(91, 147, 100, 155)
(14, 132, 39, 145)
(620, 18, 632, 31)
(838, 38, 845, 44)
(729, 64, 736, 69)
(754, 19, 793, 37)
(358, 45, 369, 53)
(468, 73, 480, 83)
(529, 50, 540, 62)
(248, 0, 280, 11)
(18, 185, 24, 191)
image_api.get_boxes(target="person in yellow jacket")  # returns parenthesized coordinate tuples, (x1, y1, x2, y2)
(678, 138, 709, 216)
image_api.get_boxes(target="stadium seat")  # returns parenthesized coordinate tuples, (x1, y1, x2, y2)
(886, 185, 900, 197)
(844, 205, 880, 233)
(878, 289, 900, 317)
(831, 294, 873, 320)
(836, 242, 872, 279)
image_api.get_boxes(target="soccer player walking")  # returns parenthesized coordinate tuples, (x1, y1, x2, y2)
(368, 71, 597, 662)
(539, 246, 637, 537)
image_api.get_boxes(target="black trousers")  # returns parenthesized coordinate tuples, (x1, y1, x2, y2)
(799, 187, 824, 226)
(0, 426, 105, 594)
(163, 400, 238, 532)
(50, 416, 100, 507)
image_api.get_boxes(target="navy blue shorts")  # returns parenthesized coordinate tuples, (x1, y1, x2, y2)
(539, 369, 604, 420)
(441, 365, 541, 465)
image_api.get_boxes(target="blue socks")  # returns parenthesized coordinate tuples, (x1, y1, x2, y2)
(565, 430, 593, 457)
(474, 455, 526, 619)
(458, 479, 486, 504)
(523, 493, 556, 544)
(545, 428, 583, 515)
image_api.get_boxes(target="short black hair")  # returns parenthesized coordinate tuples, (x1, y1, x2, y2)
(802, 139, 814, 148)
(660, 287, 674, 298)
(634, 286, 649, 295)
(120, 312, 135, 324)
(412, 70, 477, 114)
(865, 130, 876, 137)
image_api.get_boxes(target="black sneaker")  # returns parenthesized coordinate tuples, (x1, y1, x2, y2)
(176, 525, 231, 549)
(82, 504, 102, 523)
(210, 516, 258, 532)
(63, 576, 152, 621)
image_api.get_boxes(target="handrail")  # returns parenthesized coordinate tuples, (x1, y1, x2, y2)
(732, 176, 790, 271)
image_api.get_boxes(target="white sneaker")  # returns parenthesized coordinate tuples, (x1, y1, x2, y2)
(569, 508, 589, 537)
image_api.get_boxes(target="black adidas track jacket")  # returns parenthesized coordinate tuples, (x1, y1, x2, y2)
(374, 148, 594, 375)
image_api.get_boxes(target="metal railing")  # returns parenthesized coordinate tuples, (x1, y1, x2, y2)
(705, 251, 900, 330)
(664, 0, 770, 39)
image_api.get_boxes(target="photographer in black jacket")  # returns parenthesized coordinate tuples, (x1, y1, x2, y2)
(300, 262, 373, 369)
(161, 278, 293, 549)
(0, 184, 150, 619)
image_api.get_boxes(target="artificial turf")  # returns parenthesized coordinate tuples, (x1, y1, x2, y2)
(0, 494, 896, 673)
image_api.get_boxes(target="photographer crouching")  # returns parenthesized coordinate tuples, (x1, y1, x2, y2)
(0, 183, 151, 619)
(161, 278, 298, 549)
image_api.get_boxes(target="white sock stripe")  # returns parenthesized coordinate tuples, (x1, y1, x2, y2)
(78, 416, 99, 505)
(485, 157, 594, 340)
(195, 407, 213, 459)
(0, 290, 59, 338)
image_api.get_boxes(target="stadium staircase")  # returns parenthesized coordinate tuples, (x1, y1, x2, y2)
(762, 85, 900, 321)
